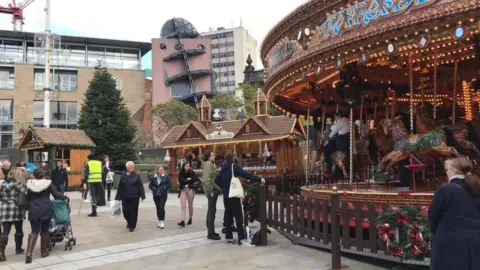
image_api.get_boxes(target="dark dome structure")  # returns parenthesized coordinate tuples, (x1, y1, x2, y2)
(160, 18, 200, 39)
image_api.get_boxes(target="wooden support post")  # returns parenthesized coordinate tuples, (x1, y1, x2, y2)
(331, 188, 342, 269)
(258, 185, 268, 246)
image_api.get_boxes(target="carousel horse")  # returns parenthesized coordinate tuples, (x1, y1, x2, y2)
(314, 134, 348, 179)
(415, 106, 480, 156)
(378, 115, 460, 171)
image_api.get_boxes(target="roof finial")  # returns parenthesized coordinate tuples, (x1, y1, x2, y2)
(246, 54, 253, 66)
(244, 54, 255, 73)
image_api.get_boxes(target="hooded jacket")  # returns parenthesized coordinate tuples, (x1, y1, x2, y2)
(26, 179, 67, 221)
(215, 161, 261, 199)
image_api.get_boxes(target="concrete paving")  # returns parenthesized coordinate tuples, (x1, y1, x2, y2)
(0, 185, 391, 270)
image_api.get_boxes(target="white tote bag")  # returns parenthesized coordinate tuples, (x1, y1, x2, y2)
(228, 164, 244, 199)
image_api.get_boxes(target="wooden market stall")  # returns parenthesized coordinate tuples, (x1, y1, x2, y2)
(18, 127, 95, 186)
(161, 91, 307, 186)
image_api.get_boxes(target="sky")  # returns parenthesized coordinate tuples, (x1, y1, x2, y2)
(0, 0, 308, 69)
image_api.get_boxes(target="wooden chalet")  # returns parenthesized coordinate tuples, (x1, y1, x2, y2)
(161, 90, 307, 185)
(18, 127, 95, 186)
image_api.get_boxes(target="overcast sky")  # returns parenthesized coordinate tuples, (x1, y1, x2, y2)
(0, 0, 307, 69)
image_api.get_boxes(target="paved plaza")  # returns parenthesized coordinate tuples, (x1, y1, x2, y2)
(0, 186, 390, 270)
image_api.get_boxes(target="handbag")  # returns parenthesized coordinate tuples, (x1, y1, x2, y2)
(106, 172, 114, 184)
(16, 190, 28, 210)
(228, 164, 244, 199)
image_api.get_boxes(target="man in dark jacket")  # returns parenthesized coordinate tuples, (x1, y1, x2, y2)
(51, 161, 68, 193)
(215, 151, 265, 246)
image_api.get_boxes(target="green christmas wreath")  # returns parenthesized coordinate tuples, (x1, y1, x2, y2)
(375, 205, 433, 261)
(243, 186, 259, 223)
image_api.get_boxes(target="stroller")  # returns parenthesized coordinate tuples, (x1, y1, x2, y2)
(49, 199, 76, 251)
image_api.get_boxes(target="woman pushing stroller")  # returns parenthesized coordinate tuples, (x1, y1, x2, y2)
(25, 169, 68, 264)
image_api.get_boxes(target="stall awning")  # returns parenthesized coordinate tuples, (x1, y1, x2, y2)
(18, 127, 96, 150)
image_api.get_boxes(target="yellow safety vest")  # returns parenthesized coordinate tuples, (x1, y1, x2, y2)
(86, 160, 102, 183)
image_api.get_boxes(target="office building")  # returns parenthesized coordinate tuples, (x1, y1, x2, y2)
(202, 26, 258, 97)
(0, 30, 151, 148)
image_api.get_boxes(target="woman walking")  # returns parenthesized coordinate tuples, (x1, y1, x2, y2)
(429, 157, 480, 269)
(0, 169, 27, 261)
(149, 166, 171, 229)
(177, 163, 200, 227)
(115, 161, 146, 232)
(24, 169, 68, 264)
(215, 151, 265, 247)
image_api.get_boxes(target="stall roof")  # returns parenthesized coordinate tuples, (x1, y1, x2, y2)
(19, 127, 95, 150)
(161, 115, 305, 149)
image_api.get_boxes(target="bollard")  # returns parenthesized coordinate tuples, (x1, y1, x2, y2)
(330, 186, 342, 269)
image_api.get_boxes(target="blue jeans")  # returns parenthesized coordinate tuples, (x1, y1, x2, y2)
(30, 220, 50, 234)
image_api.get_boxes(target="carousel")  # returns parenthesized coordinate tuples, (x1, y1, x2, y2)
(160, 91, 307, 187)
(261, 0, 480, 204)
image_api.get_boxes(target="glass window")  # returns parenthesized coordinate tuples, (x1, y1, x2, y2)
(122, 49, 140, 69)
(34, 70, 78, 92)
(105, 48, 123, 69)
(0, 100, 13, 120)
(87, 47, 106, 68)
(112, 75, 121, 90)
(33, 101, 77, 128)
(0, 68, 14, 89)
(0, 134, 12, 148)
(170, 84, 192, 98)
(0, 40, 23, 63)
(69, 45, 86, 67)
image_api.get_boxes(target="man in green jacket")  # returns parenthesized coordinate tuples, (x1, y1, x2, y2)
(202, 151, 221, 240)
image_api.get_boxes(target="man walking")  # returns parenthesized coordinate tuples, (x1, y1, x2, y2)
(51, 161, 68, 193)
(83, 154, 103, 217)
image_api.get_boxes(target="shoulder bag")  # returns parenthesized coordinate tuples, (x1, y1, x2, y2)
(229, 164, 244, 199)
(16, 189, 28, 210)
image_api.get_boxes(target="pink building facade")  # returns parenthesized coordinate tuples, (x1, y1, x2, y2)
(151, 38, 213, 105)
(149, 18, 215, 145)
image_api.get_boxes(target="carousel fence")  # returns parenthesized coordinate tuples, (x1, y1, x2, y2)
(257, 188, 430, 267)
(266, 174, 323, 194)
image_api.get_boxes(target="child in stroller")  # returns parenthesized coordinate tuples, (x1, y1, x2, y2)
(49, 200, 76, 251)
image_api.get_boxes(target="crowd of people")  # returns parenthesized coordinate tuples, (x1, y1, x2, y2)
(0, 160, 69, 264)
(7, 149, 480, 266)
(79, 150, 264, 248)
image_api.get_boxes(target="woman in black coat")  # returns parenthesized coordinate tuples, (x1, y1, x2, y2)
(429, 157, 480, 270)
(115, 161, 146, 232)
(177, 162, 201, 227)
(215, 151, 265, 247)
(25, 169, 68, 264)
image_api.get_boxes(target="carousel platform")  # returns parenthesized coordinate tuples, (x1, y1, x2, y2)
(300, 182, 434, 206)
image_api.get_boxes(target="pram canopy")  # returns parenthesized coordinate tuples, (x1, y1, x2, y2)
(51, 200, 70, 224)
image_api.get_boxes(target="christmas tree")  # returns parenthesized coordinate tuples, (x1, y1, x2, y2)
(78, 66, 137, 162)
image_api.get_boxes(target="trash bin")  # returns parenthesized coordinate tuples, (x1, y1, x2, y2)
(113, 172, 121, 189)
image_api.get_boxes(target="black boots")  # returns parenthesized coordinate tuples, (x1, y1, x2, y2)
(88, 205, 97, 217)
(14, 233, 24, 254)
(25, 234, 38, 264)
(207, 234, 221, 240)
(40, 232, 50, 257)
(0, 235, 7, 261)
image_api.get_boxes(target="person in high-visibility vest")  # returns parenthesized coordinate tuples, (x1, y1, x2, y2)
(83, 154, 103, 217)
